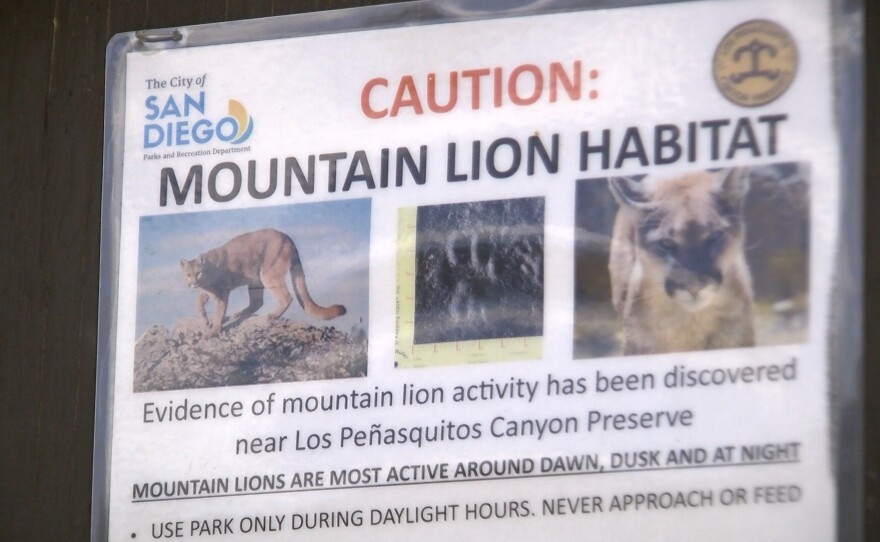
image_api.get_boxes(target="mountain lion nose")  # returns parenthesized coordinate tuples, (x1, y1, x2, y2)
(665, 278, 706, 300)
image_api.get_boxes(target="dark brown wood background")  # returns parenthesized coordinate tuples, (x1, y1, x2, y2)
(0, 1, 875, 540)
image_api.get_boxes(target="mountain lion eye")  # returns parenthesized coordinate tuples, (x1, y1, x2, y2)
(657, 239, 678, 254)
(706, 231, 726, 246)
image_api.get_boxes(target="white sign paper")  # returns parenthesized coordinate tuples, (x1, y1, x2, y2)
(103, 0, 842, 539)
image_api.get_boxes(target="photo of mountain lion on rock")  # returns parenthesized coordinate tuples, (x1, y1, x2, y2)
(133, 199, 370, 391)
(180, 228, 346, 338)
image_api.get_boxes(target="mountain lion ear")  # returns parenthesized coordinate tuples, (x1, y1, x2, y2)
(180, 259, 186, 268)
(717, 167, 750, 206)
(198, 254, 206, 266)
(609, 176, 651, 209)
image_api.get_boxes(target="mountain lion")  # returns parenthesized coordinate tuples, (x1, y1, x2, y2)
(180, 229, 346, 338)
(608, 168, 754, 355)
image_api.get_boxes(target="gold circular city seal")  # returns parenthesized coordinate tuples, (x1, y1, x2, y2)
(713, 20, 798, 107)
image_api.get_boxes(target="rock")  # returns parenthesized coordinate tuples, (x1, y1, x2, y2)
(133, 316, 367, 392)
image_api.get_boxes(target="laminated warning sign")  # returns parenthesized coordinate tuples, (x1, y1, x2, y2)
(94, 0, 863, 540)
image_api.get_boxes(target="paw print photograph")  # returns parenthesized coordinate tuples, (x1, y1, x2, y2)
(395, 197, 545, 368)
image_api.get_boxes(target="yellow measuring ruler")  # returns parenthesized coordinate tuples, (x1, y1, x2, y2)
(395, 207, 542, 368)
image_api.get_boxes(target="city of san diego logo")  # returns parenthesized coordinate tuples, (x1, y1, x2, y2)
(143, 92, 254, 148)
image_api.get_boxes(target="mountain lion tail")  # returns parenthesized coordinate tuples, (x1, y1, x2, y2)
(289, 260, 347, 320)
